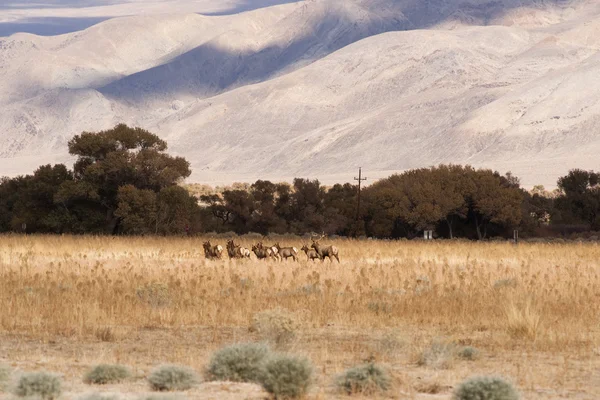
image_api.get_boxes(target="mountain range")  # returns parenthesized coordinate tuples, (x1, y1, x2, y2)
(1, 0, 599, 187)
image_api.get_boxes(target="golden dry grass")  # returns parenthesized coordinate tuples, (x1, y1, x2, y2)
(0, 235, 599, 399)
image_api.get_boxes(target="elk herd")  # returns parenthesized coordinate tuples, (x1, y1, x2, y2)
(202, 235, 340, 262)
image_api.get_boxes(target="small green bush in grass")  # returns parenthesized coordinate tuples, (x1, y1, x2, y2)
(454, 376, 519, 400)
(84, 364, 130, 384)
(147, 365, 199, 391)
(457, 346, 480, 361)
(13, 372, 62, 400)
(335, 363, 391, 395)
(206, 342, 270, 383)
(258, 354, 312, 399)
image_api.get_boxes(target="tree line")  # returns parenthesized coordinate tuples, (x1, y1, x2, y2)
(0, 125, 597, 239)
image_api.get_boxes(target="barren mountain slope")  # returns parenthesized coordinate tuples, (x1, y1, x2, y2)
(0, 4, 299, 103)
(0, 0, 599, 187)
(157, 24, 600, 186)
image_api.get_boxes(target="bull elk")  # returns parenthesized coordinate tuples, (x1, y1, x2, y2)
(227, 240, 251, 259)
(275, 242, 298, 261)
(311, 234, 340, 262)
(203, 240, 223, 260)
(301, 244, 321, 262)
(252, 242, 274, 260)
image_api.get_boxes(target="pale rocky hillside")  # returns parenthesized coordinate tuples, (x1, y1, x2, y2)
(1, 0, 599, 187)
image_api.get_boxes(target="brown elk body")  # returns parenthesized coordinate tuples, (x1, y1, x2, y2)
(203, 241, 224, 260)
(311, 235, 340, 262)
(252, 243, 274, 260)
(275, 243, 298, 261)
(268, 244, 281, 261)
(301, 244, 321, 262)
(227, 240, 251, 259)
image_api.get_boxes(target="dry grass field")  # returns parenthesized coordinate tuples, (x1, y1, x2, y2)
(1, 235, 599, 399)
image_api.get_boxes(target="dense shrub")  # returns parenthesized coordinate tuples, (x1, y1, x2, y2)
(206, 343, 270, 383)
(457, 346, 479, 361)
(13, 372, 62, 400)
(335, 363, 391, 395)
(147, 365, 199, 391)
(251, 308, 300, 346)
(454, 376, 519, 400)
(258, 354, 312, 399)
(84, 364, 131, 384)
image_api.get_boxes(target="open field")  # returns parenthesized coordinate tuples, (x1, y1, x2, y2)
(1, 235, 599, 399)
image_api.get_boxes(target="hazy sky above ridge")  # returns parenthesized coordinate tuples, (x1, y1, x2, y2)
(0, 0, 298, 36)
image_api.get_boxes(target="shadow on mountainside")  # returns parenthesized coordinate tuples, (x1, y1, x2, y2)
(99, 0, 584, 105)
(99, 9, 408, 104)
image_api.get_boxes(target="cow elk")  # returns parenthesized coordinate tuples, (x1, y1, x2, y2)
(275, 242, 298, 261)
(203, 240, 224, 260)
(311, 234, 340, 262)
(252, 242, 274, 260)
(227, 240, 251, 259)
(260, 236, 280, 261)
(301, 244, 321, 262)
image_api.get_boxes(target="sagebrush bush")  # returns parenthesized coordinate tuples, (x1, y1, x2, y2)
(335, 363, 391, 395)
(457, 346, 479, 361)
(0, 364, 11, 391)
(251, 308, 300, 346)
(13, 372, 62, 400)
(416, 340, 455, 369)
(147, 365, 199, 391)
(206, 342, 270, 383)
(84, 364, 131, 384)
(258, 354, 312, 399)
(454, 376, 519, 400)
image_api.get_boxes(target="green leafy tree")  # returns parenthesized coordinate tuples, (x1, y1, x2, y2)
(115, 185, 157, 235)
(250, 180, 286, 234)
(0, 165, 72, 233)
(290, 178, 326, 233)
(156, 185, 200, 235)
(554, 169, 600, 229)
(323, 183, 358, 236)
(363, 165, 523, 239)
(58, 124, 191, 233)
(221, 189, 255, 234)
(467, 169, 523, 239)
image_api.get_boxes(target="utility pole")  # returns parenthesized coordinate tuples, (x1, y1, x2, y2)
(354, 167, 367, 221)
